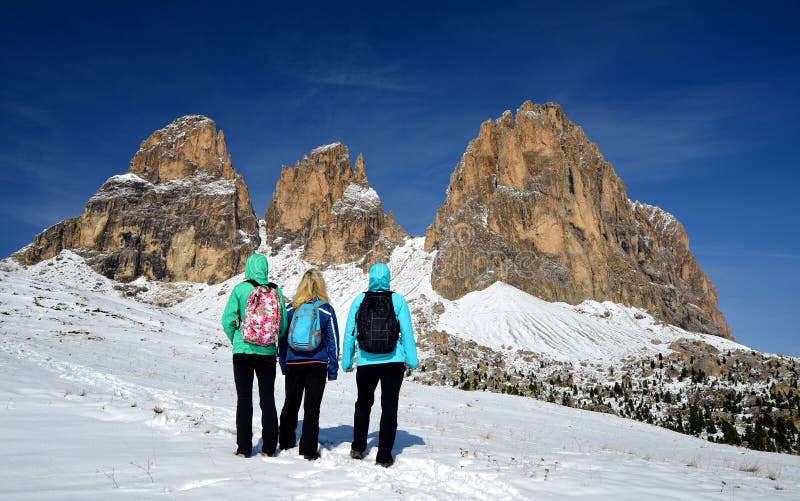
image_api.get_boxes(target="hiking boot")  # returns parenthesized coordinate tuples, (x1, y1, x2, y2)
(303, 452, 321, 461)
(349, 449, 364, 460)
(258, 451, 274, 457)
(376, 458, 394, 468)
(234, 451, 250, 458)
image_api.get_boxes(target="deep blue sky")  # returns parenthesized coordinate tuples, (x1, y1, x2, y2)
(1, 1, 798, 355)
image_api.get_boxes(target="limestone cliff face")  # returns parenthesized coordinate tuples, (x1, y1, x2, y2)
(15, 115, 259, 283)
(425, 101, 731, 339)
(263, 143, 407, 267)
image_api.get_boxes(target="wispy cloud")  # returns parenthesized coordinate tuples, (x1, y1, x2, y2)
(695, 247, 800, 261)
(0, 200, 82, 230)
(2, 101, 56, 128)
(263, 28, 418, 94)
(570, 81, 776, 183)
(301, 63, 416, 92)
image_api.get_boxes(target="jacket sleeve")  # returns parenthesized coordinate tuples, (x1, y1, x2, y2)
(278, 306, 294, 374)
(324, 304, 340, 380)
(277, 287, 288, 338)
(394, 293, 418, 369)
(221, 286, 241, 344)
(341, 294, 363, 372)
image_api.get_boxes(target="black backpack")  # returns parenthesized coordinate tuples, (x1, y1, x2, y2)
(355, 291, 400, 354)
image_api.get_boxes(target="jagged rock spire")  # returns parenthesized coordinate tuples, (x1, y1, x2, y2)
(264, 143, 406, 267)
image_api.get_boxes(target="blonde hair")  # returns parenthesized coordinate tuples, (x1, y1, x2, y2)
(292, 268, 330, 309)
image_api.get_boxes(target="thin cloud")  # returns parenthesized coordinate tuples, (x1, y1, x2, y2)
(264, 31, 418, 94)
(304, 64, 416, 92)
(695, 247, 800, 261)
(2, 101, 56, 128)
(571, 81, 775, 182)
(0, 199, 83, 230)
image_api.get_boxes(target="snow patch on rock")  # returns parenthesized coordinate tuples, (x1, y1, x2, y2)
(89, 172, 235, 201)
(311, 142, 342, 155)
(331, 183, 382, 215)
(630, 199, 680, 235)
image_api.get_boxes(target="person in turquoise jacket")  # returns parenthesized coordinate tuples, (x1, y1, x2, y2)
(221, 253, 288, 458)
(342, 263, 418, 467)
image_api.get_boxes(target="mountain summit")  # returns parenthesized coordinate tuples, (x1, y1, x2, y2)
(263, 142, 407, 267)
(12, 105, 729, 339)
(14, 115, 259, 283)
(425, 101, 730, 338)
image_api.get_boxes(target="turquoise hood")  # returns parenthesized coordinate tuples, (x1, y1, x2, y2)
(341, 262, 418, 370)
(368, 263, 391, 291)
(244, 254, 269, 284)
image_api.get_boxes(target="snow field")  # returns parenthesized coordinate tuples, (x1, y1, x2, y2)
(175, 236, 748, 364)
(1, 252, 799, 499)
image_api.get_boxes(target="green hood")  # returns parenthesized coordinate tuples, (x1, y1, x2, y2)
(368, 263, 391, 291)
(244, 254, 269, 284)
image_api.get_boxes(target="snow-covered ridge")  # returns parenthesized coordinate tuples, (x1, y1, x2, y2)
(630, 199, 681, 235)
(136, 115, 215, 153)
(157, 115, 214, 138)
(174, 232, 747, 364)
(311, 142, 342, 155)
(330, 182, 382, 215)
(5, 229, 745, 365)
(521, 108, 542, 120)
(89, 172, 235, 201)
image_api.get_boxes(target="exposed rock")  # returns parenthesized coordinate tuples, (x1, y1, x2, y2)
(425, 101, 731, 338)
(263, 143, 407, 267)
(15, 115, 259, 283)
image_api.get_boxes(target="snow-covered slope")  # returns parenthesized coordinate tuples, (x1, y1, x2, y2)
(174, 236, 747, 364)
(0, 255, 797, 499)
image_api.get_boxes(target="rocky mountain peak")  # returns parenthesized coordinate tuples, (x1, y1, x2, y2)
(264, 143, 406, 267)
(15, 116, 259, 283)
(129, 115, 234, 184)
(425, 100, 731, 339)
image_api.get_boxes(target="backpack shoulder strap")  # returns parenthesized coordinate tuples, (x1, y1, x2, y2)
(247, 280, 279, 291)
(245, 280, 280, 290)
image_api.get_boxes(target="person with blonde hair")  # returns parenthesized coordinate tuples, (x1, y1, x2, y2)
(278, 268, 340, 460)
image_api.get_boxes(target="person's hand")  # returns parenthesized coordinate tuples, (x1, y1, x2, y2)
(328, 378, 335, 382)
(346, 367, 353, 373)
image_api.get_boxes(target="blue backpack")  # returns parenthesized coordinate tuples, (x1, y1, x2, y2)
(288, 299, 324, 352)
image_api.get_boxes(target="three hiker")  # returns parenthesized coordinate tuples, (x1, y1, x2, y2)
(221, 255, 417, 466)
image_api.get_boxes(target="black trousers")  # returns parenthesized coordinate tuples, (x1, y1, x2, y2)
(279, 363, 328, 455)
(232, 353, 278, 456)
(352, 361, 405, 463)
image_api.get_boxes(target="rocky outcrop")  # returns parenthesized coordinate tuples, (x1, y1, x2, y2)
(425, 101, 731, 338)
(263, 143, 407, 267)
(15, 115, 259, 283)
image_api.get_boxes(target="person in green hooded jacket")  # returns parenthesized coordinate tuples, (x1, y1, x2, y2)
(221, 253, 288, 458)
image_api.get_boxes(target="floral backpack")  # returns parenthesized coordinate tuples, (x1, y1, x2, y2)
(241, 280, 282, 346)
